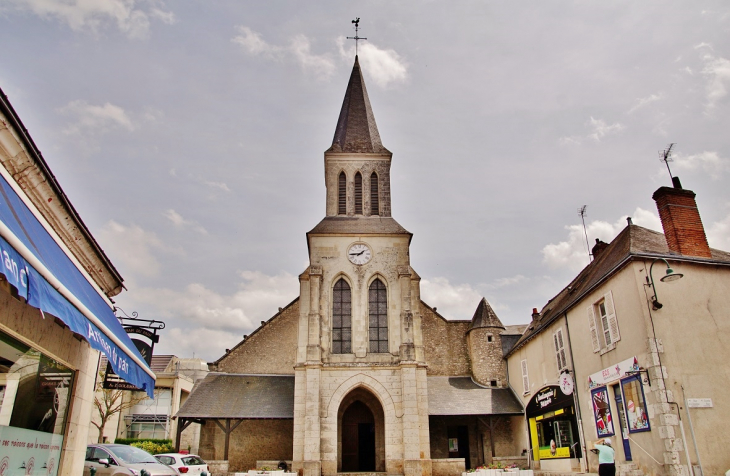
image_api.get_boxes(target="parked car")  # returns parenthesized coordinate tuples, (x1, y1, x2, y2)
(154, 454, 209, 476)
(85, 444, 180, 476)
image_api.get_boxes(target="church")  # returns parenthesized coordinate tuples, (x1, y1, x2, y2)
(175, 56, 528, 476)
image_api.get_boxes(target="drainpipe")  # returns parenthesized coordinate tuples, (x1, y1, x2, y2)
(563, 313, 588, 473)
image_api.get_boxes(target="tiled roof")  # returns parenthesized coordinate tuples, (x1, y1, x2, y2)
(327, 56, 389, 154)
(427, 376, 523, 415)
(175, 374, 294, 419)
(508, 224, 730, 355)
(468, 298, 504, 331)
(308, 216, 411, 236)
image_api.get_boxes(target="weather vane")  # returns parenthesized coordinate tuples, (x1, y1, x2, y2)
(347, 18, 367, 56)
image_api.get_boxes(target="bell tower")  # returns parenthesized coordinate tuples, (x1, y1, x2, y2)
(292, 56, 432, 476)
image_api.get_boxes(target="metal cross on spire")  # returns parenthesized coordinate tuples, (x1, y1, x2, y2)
(347, 18, 367, 55)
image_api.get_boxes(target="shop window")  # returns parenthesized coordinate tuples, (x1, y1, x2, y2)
(0, 330, 73, 475)
(621, 376, 650, 433)
(590, 387, 615, 437)
(521, 359, 530, 395)
(553, 328, 567, 373)
(587, 291, 620, 353)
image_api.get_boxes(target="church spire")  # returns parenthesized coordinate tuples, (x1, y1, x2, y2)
(328, 56, 389, 154)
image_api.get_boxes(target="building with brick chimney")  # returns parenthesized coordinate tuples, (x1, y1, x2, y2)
(505, 181, 730, 475)
(174, 57, 529, 476)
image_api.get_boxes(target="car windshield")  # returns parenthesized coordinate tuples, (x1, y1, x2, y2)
(108, 446, 158, 464)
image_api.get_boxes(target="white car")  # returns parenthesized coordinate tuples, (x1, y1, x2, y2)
(154, 454, 209, 476)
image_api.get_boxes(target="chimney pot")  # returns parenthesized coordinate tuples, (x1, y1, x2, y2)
(531, 308, 540, 321)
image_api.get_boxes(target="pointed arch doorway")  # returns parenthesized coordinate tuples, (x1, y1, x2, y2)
(338, 388, 386, 472)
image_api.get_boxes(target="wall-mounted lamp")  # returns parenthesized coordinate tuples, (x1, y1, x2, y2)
(648, 258, 684, 310)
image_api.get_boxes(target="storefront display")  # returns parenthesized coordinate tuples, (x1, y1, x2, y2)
(0, 330, 72, 476)
(621, 375, 650, 432)
(526, 386, 581, 461)
(590, 387, 614, 437)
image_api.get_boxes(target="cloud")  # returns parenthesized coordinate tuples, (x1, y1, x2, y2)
(163, 209, 208, 235)
(707, 212, 730, 251)
(231, 26, 335, 79)
(542, 208, 661, 271)
(7, 0, 174, 38)
(420, 277, 484, 320)
(559, 117, 624, 145)
(628, 93, 663, 114)
(674, 151, 730, 179)
(336, 38, 408, 88)
(701, 53, 730, 110)
(57, 100, 135, 135)
(203, 180, 231, 192)
(98, 220, 171, 278)
(162, 327, 242, 360)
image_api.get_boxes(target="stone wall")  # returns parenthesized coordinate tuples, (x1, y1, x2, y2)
(431, 458, 465, 476)
(199, 419, 294, 472)
(214, 299, 299, 374)
(421, 304, 470, 376)
(428, 415, 520, 468)
(467, 328, 507, 387)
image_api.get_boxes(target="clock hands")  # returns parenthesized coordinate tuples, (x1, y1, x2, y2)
(349, 250, 366, 257)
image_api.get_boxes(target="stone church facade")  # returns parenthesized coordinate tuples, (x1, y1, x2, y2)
(176, 57, 526, 476)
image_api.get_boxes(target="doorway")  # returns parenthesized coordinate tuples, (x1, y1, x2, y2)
(338, 388, 385, 472)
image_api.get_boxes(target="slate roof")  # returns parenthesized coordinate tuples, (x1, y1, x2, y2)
(327, 56, 389, 154)
(308, 216, 411, 236)
(468, 298, 504, 331)
(508, 224, 730, 356)
(176, 374, 295, 419)
(100, 354, 172, 374)
(427, 376, 523, 415)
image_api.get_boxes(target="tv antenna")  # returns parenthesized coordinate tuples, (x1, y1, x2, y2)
(659, 143, 676, 183)
(578, 205, 591, 261)
(347, 18, 367, 55)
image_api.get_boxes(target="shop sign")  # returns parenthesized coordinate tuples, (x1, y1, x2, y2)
(559, 372, 574, 395)
(687, 398, 713, 408)
(527, 386, 573, 416)
(539, 446, 571, 459)
(587, 356, 640, 389)
(0, 426, 62, 476)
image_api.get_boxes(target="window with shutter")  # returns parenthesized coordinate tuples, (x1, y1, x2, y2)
(553, 328, 567, 372)
(370, 172, 379, 215)
(604, 291, 620, 343)
(587, 305, 601, 353)
(368, 278, 388, 353)
(354, 172, 363, 215)
(332, 279, 351, 353)
(338, 172, 347, 215)
(521, 359, 530, 394)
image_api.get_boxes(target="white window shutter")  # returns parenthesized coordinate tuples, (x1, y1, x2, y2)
(554, 329, 567, 371)
(521, 359, 529, 394)
(605, 290, 620, 343)
(587, 305, 600, 353)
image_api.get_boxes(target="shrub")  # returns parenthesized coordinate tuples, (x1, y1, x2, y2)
(114, 438, 174, 455)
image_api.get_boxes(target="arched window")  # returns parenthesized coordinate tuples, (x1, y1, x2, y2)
(370, 172, 379, 216)
(354, 172, 363, 215)
(332, 279, 352, 353)
(368, 279, 388, 353)
(338, 172, 347, 215)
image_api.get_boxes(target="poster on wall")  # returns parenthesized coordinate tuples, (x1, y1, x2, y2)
(621, 376, 650, 432)
(591, 387, 614, 437)
(448, 438, 458, 452)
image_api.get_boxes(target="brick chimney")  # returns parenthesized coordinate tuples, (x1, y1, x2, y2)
(591, 239, 609, 259)
(652, 184, 711, 258)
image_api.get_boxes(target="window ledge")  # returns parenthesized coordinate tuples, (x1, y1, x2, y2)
(599, 343, 617, 355)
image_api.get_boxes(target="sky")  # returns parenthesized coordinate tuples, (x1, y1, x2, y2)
(1, 1, 729, 362)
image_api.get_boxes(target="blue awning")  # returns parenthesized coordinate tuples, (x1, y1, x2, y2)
(0, 173, 155, 396)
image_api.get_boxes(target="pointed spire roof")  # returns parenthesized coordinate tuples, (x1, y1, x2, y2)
(468, 298, 505, 331)
(328, 56, 389, 154)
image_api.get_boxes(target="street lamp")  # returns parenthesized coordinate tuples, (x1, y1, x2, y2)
(649, 258, 684, 310)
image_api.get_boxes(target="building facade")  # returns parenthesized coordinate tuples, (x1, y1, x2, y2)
(506, 183, 730, 476)
(0, 89, 155, 475)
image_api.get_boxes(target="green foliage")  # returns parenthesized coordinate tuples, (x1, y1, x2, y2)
(113, 439, 174, 455)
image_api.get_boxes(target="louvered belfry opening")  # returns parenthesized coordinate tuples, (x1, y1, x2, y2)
(354, 172, 363, 215)
(368, 279, 388, 353)
(370, 172, 379, 215)
(332, 279, 352, 353)
(338, 172, 347, 215)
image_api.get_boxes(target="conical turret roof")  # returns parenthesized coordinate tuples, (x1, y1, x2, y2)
(328, 56, 389, 154)
(468, 298, 505, 331)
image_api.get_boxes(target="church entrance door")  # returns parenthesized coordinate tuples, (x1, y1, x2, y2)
(341, 401, 376, 471)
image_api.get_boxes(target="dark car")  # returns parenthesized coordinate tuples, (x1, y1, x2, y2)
(84, 444, 180, 476)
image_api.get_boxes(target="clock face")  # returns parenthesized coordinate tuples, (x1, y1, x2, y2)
(347, 243, 372, 265)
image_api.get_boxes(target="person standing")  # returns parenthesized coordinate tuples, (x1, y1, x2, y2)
(593, 438, 615, 476)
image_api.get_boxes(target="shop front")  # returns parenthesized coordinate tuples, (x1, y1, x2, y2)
(526, 385, 582, 471)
